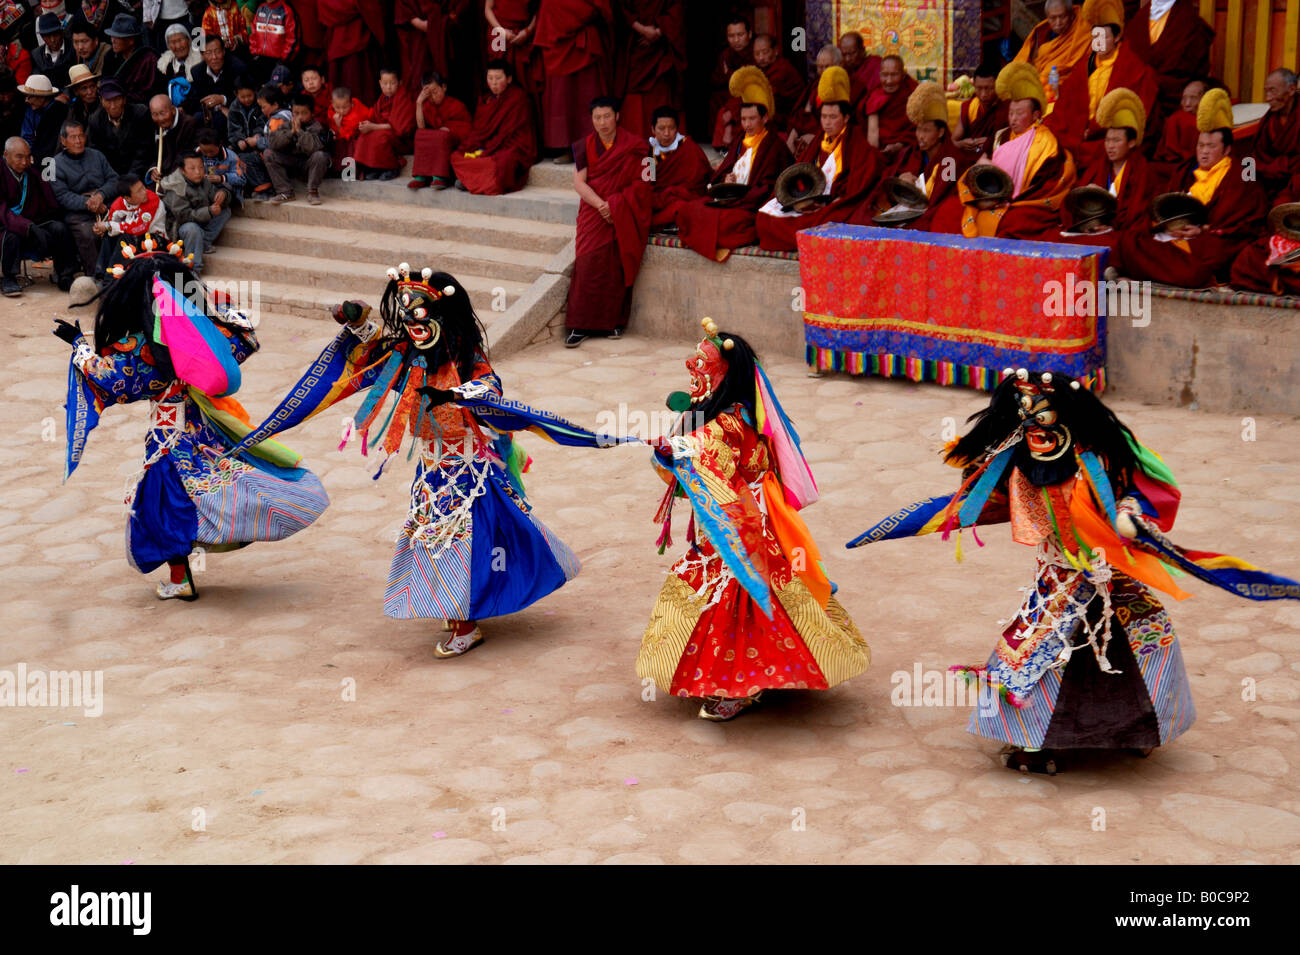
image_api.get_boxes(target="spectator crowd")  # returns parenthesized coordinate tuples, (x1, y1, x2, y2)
(0, 0, 1295, 327)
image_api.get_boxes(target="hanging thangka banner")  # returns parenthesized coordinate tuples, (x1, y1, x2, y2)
(796, 224, 1108, 393)
(804, 0, 981, 84)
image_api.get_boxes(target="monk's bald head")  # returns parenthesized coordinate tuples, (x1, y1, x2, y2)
(880, 56, 905, 93)
(1264, 69, 1297, 113)
(3, 135, 31, 174)
(753, 33, 777, 68)
(839, 31, 864, 70)
(815, 44, 842, 74)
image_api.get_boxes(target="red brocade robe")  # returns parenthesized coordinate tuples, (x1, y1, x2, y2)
(649, 135, 711, 227)
(449, 84, 538, 194)
(319, 0, 385, 98)
(1124, 0, 1213, 130)
(410, 94, 474, 179)
(1044, 43, 1158, 169)
(675, 128, 793, 260)
(859, 74, 920, 150)
(1115, 158, 1269, 287)
(636, 409, 869, 700)
(353, 86, 417, 170)
(1230, 173, 1300, 295)
(756, 126, 885, 252)
(565, 127, 652, 331)
(615, 0, 686, 135)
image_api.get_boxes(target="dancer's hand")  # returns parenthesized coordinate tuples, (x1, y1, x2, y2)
(418, 386, 456, 407)
(53, 319, 82, 346)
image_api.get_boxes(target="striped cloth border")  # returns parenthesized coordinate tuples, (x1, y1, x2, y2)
(194, 469, 329, 546)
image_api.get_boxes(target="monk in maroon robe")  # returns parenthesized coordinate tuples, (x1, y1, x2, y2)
(838, 32, 881, 111)
(395, 1, 481, 105)
(787, 45, 840, 153)
(1114, 132, 1269, 287)
(616, 0, 685, 136)
(319, 0, 385, 100)
(714, 33, 805, 138)
(1149, 79, 1206, 178)
(535, 0, 614, 155)
(756, 107, 885, 252)
(677, 103, 792, 261)
(1243, 70, 1300, 199)
(565, 98, 653, 344)
(353, 69, 418, 176)
(1056, 132, 1155, 252)
(646, 106, 710, 229)
(297, 0, 327, 64)
(449, 60, 539, 194)
(859, 133, 974, 234)
(1230, 174, 1300, 295)
(709, 15, 753, 149)
(485, 0, 544, 132)
(953, 65, 1009, 155)
(1124, 0, 1213, 138)
(860, 56, 919, 157)
(409, 75, 474, 187)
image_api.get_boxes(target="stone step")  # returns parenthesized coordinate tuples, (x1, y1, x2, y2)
(202, 249, 528, 317)
(220, 216, 552, 285)
(525, 160, 579, 189)
(238, 195, 573, 253)
(316, 172, 579, 225)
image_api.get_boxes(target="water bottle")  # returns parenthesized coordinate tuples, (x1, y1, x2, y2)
(1048, 65, 1059, 102)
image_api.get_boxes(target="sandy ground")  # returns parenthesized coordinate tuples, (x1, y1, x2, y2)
(1, 281, 1299, 865)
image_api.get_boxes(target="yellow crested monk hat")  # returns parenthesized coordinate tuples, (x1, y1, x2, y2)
(818, 65, 852, 106)
(996, 61, 1045, 111)
(729, 65, 774, 115)
(1082, 0, 1124, 33)
(1197, 87, 1233, 133)
(1096, 87, 1146, 143)
(906, 80, 949, 126)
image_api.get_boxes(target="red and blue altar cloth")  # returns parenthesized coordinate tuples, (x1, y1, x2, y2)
(796, 224, 1108, 392)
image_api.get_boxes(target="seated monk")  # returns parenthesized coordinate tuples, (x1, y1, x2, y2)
(709, 15, 753, 150)
(449, 58, 538, 195)
(1113, 89, 1268, 287)
(953, 60, 1009, 154)
(407, 71, 473, 190)
(857, 81, 974, 234)
(1150, 78, 1211, 179)
(957, 62, 1077, 239)
(677, 70, 792, 261)
(1043, 0, 1157, 170)
(838, 31, 881, 112)
(352, 67, 417, 180)
(1243, 69, 1300, 199)
(329, 86, 372, 168)
(1124, 0, 1214, 136)
(787, 44, 841, 155)
(859, 55, 919, 159)
(1229, 178, 1300, 296)
(1057, 87, 1154, 249)
(647, 105, 711, 231)
(753, 32, 805, 132)
(755, 65, 885, 253)
(564, 95, 653, 347)
(1013, 0, 1094, 95)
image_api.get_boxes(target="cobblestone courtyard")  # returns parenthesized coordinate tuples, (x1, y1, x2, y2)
(3, 286, 1299, 864)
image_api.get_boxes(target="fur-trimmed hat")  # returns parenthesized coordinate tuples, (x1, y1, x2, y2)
(818, 65, 851, 107)
(729, 65, 774, 115)
(906, 80, 949, 126)
(1196, 87, 1233, 133)
(1096, 87, 1146, 143)
(996, 61, 1045, 111)
(1082, 0, 1124, 34)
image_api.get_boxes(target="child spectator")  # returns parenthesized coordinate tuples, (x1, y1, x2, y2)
(228, 75, 270, 196)
(161, 152, 230, 272)
(328, 85, 369, 169)
(301, 65, 331, 126)
(263, 91, 330, 206)
(201, 0, 251, 55)
(93, 172, 166, 277)
(197, 126, 245, 202)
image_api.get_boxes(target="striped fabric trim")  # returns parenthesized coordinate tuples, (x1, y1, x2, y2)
(383, 537, 473, 620)
(1135, 633, 1197, 745)
(193, 469, 329, 546)
(967, 653, 1063, 749)
(773, 580, 871, 688)
(529, 511, 581, 581)
(636, 575, 708, 693)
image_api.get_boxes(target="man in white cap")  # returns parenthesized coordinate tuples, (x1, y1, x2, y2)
(18, 74, 68, 163)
